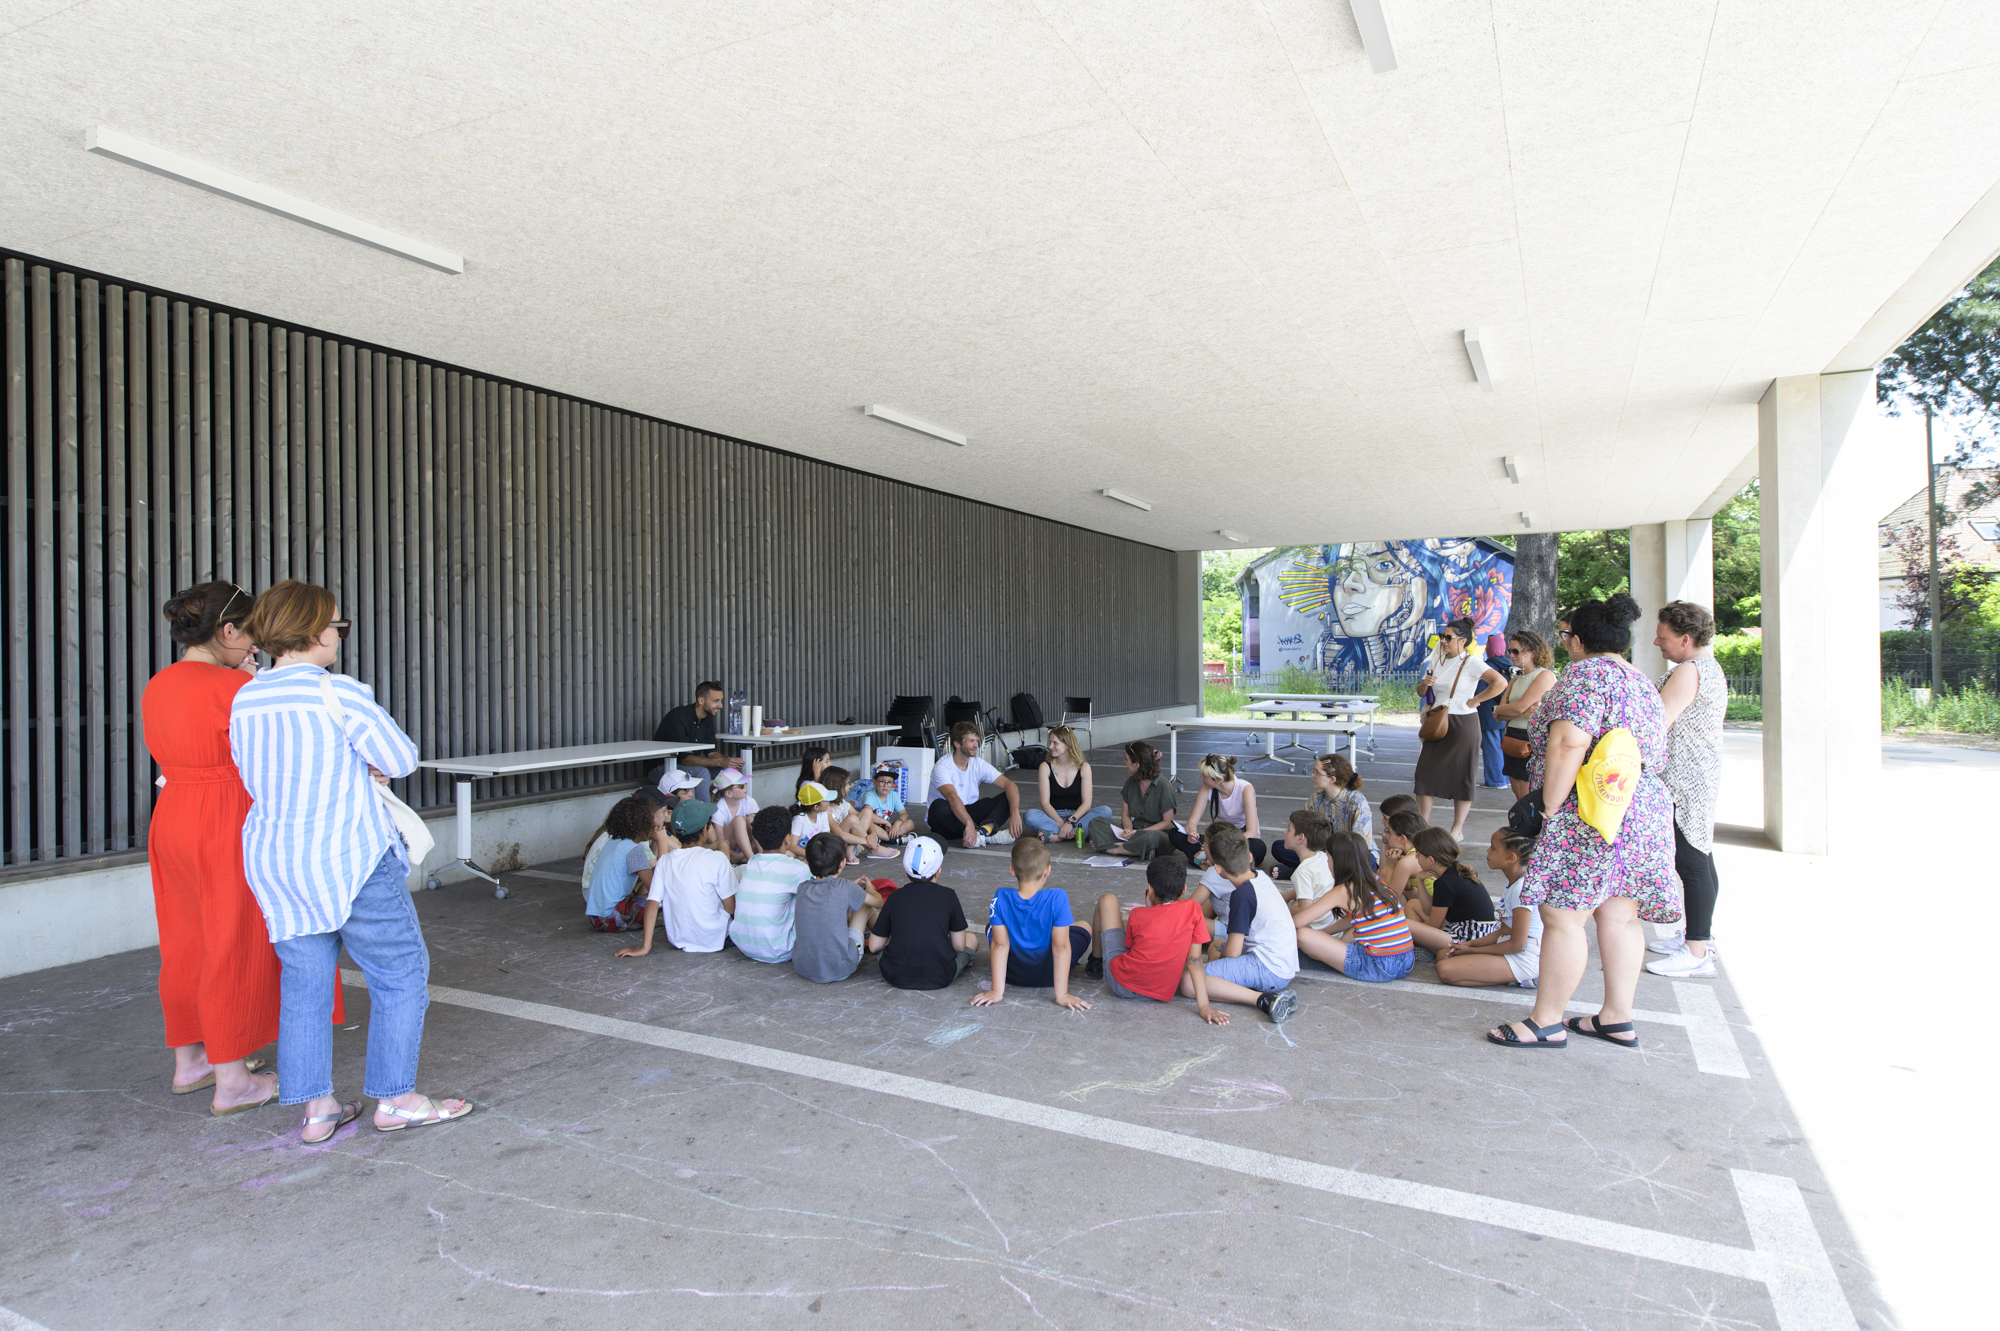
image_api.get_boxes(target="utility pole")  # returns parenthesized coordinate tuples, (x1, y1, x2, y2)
(1927, 406, 1943, 696)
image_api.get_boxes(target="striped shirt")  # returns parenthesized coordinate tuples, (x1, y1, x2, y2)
(1349, 896, 1415, 956)
(229, 664, 420, 943)
(728, 853, 812, 962)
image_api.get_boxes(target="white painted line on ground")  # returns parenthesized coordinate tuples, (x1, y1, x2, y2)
(1290, 969, 1750, 1078)
(0, 1306, 55, 1331)
(348, 971, 1848, 1327)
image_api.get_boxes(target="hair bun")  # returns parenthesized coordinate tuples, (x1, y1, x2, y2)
(1603, 591, 1642, 626)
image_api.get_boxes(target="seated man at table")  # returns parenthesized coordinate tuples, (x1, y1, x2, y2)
(925, 722, 1022, 850)
(652, 680, 739, 799)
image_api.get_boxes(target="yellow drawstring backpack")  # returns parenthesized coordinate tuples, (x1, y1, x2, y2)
(1575, 727, 1641, 843)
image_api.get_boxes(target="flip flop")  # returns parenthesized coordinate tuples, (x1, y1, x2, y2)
(373, 1095, 474, 1133)
(1485, 1019, 1568, 1049)
(171, 1058, 268, 1095)
(209, 1081, 281, 1117)
(300, 1099, 363, 1145)
(1565, 1015, 1640, 1048)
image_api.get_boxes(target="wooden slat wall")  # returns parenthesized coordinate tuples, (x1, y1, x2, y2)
(0, 249, 1193, 867)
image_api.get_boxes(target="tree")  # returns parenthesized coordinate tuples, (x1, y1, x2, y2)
(1709, 481, 1761, 631)
(1557, 528, 1630, 610)
(1200, 547, 1270, 662)
(1888, 521, 1993, 630)
(1879, 253, 2000, 516)
(1504, 532, 1559, 644)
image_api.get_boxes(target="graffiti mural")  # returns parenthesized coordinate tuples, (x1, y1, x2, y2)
(1241, 539, 1515, 675)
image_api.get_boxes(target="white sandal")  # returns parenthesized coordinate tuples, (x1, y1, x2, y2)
(373, 1095, 474, 1133)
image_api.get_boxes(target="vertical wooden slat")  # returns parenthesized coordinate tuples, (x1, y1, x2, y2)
(56, 272, 82, 860)
(253, 324, 272, 589)
(233, 316, 251, 582)
(105, 287, 128, 850)
(82, 281, 106, 856)
(30, 266, 56, 861)
(3, 260, 27, 863)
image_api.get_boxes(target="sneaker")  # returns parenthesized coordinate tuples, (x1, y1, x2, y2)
(987, 829, 1015, 846)
(1647, 930, 1684, 955)
(1257, 989, 1299, 1023)
(1645, 945, 1716, 978)
(1083, 954, 1104, 980)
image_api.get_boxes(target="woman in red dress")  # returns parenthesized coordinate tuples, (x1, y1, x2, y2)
(144, 582, 341, 1118)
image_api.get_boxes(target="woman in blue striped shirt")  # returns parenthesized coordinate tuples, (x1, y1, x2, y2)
(232, 581, 471, 1142)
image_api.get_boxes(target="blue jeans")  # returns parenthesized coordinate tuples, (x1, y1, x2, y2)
(272, 846, 431, 1104)
(1023, 805, 1113, 839)
(1204, 952, 1292, 993)
(1480, 719, 1506, 786)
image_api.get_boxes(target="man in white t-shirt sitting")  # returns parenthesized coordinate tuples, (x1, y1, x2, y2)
(926, 721, 1023, 850)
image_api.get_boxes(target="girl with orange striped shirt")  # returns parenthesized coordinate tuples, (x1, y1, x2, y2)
(1295, 853, 1415, 983)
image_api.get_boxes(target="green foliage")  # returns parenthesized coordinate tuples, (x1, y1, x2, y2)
(1556, 529, 1630, 610)
(1882, 679, 2000, 734)
(1878, 253, 2000, 480)
(1200, 547, 1270, 662)
(1203, 680, 1249, 716)
(1954, 568, 2000, 630)
(1880, 626, 2000, 655)
(1202, 671, 1423, 719)
(1709, 481, 1762, 631)
(1711, 631, 1762, 679)
(1725, 696, 1762, 722)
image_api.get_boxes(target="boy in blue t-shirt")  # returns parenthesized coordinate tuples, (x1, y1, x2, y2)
(860, 764, 916, 844)
(971, 839, 1092, 1011)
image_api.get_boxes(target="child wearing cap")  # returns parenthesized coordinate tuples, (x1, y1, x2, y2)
(971, 839, 1092, 1012)
(790, 781, 837, 856)
(615, 800, 737, 958)
(728, 806, 813, 963)
(861, 764, 915, 845)
(821, 766, 899, 864)
(1082, 857, 1228, 1025)
(710, 767, 759, 865)
(791, 832, 886, 984)
(866, 837, 978, 990)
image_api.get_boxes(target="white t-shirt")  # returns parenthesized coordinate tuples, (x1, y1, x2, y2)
(1288, 851, 1341, 930)
(1498, 877, 1545, 985)
(791, 810, 832, 844)
(648, 845, 737, 952)
(713, 795, 759, 827)
(929, 753, 1000, 805)
(1426, 651, 1490, 716)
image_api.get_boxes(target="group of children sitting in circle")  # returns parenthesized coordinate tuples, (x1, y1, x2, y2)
(578, 742, 1542, 1026)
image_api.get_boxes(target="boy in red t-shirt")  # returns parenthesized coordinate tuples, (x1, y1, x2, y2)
(1081, 858, 1227, 1025)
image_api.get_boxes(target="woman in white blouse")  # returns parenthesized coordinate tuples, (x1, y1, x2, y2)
(1412, 617, 1506, 839)
(232, 581, 471, 1143)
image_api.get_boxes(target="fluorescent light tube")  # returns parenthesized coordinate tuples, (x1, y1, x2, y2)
(1217, 529, 1247, 542)
(863, 404, 966, 446)
(1348, 0, 1399, 74)
(1503, 455, 1521, 484)
(84, 127, 463, 273)
(1464, 328, 1495, 392)
(1102, 488, 1152, 512)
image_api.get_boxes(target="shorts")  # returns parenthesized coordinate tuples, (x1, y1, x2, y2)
(1504, 946, 1539, 988)
(995, 924, 1093, 988)
(1204, 952, 1292, 993)
(1502, 742, 1530, 781)
(1343, 945, 1415, 983)
(1098, 928, 1164, 1002)
(1447, 920, 1500, 944)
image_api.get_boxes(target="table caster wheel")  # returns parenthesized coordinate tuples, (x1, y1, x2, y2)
(494, 885, 510, 900)
(425, 876, 441, 891)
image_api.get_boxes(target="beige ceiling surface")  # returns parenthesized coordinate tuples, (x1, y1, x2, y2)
(5, 1, 2000, 549)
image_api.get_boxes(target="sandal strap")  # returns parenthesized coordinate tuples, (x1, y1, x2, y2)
(376, 1097, 435, 1121)
(1592, 1020, 1635, 1034)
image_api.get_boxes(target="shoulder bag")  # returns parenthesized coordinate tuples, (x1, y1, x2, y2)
(1418, 656, 1470, 743)
(317, 674, 435, 865)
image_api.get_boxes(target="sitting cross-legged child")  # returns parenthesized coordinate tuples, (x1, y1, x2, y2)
(1291, 833, 1374, 935)
(1191, 825, 1300, 1023)
(861, 763, 916, 845)
(1378, 807, 1429, 915)
(1435, 827, 1543, 989)
(615, 801, 736, 958)
(821, 765, 900, 863)
(1276, 809, 1335, 905)
(791, 833, 886, 984)
(1404, 826, 1499, 960)
(971, 838, 1091, 1012)
(866, 837, 979, 991)
(710, 768, 760, 865)
(1083, 856, 1227, 1025)
(581, 794, 668, 932)
(1295, 840, 1416, 983)
(728, 806, 814, 963)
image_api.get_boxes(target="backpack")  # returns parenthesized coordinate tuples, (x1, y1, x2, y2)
(1009, 693, 1044, 730)
(1575, 727, 1641, 843)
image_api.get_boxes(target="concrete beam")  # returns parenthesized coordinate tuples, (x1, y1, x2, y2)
(1758, 371, 1881, 854)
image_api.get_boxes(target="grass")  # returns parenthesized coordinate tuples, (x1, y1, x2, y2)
(1725, 695, 1762, 722)
(1203, 672, 1423, 719)
(1881, 679, 2000, 734)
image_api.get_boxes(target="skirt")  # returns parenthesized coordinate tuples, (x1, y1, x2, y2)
(1413, 711, 1478, 802)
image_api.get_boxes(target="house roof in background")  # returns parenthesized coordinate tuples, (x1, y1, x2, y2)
(1877, 467, 2000, 578)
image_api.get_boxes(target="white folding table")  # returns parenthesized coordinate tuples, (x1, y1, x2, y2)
(1161, 717, 1359, 776)
(417, 741, 708, 897)
(719, 723, 901, 784)
(1242, 696, 1381, 758)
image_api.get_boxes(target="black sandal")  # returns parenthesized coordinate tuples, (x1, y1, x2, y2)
(1486, 1019, 1567, 1049)
(1565, 1015, 1639, 1048)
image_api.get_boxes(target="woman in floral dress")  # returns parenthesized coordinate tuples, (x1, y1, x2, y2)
(1487, 593, 1680, 1050)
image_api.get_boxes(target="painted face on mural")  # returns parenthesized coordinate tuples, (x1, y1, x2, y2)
(1334, 543, 1428, 638)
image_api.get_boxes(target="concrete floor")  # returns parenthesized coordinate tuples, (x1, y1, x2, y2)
(0, 725, 1889, 1330)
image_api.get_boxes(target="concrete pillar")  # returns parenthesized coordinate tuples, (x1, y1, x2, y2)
(1629, 519, 1715, 680)
(1758, 371, 1880, 855)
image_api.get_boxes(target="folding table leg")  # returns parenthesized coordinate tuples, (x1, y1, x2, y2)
(445, 777, 503, 898)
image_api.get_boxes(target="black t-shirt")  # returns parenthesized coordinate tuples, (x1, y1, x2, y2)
(871, 880, 969, 991)
(1430, 867, 1497, 924)
(655, 702, 718, 747)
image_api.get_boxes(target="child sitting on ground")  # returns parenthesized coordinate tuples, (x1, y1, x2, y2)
(1404, 826, 1498, 960)
(710, 768, 759, 864)
(1436, 827, 1542, 989)
(1379, 808, 1428, 913)
(789, 781, 837, 857)
(866, 837, 979, 990)
(1291, 833, 1374, 934)
(971, 839, 1092, 1012)
(1192, 825, 1300, 1023)
(791, 833, 886, 984)
(860, 763, 916, 844)
(615, 801, 736, 958)
(728, 806, 814, 962)
(1083, 856, 1227, 1025)
(581, 794, 666, 932)
(821, 765, 899, 863)
(1275, 809, 1335, 905)
(1295, 840, 1415, 983)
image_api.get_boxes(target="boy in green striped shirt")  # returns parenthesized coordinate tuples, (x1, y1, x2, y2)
(728, 806, 812, 962)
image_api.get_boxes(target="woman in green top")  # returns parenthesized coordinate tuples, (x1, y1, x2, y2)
(1085, 741, 1181, 861)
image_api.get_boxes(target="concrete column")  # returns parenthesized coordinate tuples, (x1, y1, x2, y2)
(1629, 519, 1715, 681)
(1758, 371, 1880, 854)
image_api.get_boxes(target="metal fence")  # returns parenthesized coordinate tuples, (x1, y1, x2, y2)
(1, 249, 1193, 868)
(1880, 651, 2000, 693)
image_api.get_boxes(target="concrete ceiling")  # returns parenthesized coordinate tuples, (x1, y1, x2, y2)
(5, 1, 2000, 550)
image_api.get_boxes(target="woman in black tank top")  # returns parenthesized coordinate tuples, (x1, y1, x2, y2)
(1023, 726, 1115, 842)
